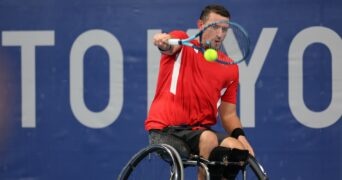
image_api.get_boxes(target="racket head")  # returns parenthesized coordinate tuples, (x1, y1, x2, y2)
(167, 20, 250, 65)
(200, 20, 250, 65)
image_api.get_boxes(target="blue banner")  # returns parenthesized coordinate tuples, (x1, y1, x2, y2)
(0, 0, 341, 179)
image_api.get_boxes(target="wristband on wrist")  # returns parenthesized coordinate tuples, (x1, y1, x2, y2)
(158, 44, 172, 52)
(231, 128, 245, 139)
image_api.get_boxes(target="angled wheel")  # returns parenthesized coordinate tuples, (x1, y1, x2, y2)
(118, 144, 184, 180)
(241, 154, 268, 180)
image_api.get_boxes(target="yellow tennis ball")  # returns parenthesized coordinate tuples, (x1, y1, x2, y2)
(204, 48, 218, 62)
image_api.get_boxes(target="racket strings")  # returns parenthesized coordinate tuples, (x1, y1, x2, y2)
(232, 25, 250, 57)
(229, 25, 250, 63)
(200, 21, 250, 65)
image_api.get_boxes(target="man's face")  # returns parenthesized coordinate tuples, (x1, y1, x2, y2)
(199, 12, 229, 49)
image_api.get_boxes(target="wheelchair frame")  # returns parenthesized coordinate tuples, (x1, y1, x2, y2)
(118, 144, 268, 180)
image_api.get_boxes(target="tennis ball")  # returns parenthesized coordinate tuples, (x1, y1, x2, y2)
(204, 48, 218, 62)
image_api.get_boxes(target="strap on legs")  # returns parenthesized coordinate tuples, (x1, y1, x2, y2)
(208, 146, 249, 180)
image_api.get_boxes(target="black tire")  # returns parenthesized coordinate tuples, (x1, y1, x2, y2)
(118, 144, 184, 180)
(244, 154, 268, 180)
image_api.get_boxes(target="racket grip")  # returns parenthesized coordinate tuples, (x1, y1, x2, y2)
(168, 39, 181, 45)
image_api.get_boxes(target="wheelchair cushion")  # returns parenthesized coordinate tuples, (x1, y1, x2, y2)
(149, 130, 191, 159)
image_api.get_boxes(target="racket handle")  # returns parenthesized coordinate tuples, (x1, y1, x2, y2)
(168, 39, 181, 45)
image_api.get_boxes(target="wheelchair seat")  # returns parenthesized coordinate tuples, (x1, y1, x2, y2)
(119, 130, 268, 180)
(149, 130, 192, 159)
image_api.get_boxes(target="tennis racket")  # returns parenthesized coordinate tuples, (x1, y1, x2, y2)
(168, 20, 250, 65)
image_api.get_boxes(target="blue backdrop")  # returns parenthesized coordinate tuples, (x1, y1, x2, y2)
(0, 0, 341, 179)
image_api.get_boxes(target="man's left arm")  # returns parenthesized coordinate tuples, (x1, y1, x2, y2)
(219, 101, 255, 156)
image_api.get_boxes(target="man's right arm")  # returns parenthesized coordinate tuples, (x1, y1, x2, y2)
(153, 32, 181, 55)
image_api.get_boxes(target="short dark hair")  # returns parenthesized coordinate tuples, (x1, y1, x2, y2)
(199, 4, 231, 21)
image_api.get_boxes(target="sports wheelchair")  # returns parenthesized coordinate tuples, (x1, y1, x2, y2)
(118, 133, 268, 180)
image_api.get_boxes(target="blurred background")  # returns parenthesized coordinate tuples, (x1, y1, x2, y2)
(0, 0, 341, 179)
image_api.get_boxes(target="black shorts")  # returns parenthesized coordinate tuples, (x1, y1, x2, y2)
(149, 126, 228, 156)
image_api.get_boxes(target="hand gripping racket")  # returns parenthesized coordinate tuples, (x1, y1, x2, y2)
(168, 20, 250, 65)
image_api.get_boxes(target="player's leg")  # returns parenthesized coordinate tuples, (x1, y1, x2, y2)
(217, 137, 249, 179)
(198, 131, 246, 180)
(220, 136, 245, 150)
(199, 130, 220, 159)
(197, 130, 219, 180)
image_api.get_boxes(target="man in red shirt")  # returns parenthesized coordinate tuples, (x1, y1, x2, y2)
(145, 4, 254, 179)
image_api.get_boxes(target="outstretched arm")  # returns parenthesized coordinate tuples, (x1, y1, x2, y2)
(153, 33, 181, 55)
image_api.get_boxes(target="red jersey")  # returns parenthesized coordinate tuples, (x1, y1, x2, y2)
(145, 30, 239, 130)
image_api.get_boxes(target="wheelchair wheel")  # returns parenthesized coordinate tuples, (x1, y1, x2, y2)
(118, 144, 184, 180)
(118, 144, 268, 180)
(241, 154, 268, 180)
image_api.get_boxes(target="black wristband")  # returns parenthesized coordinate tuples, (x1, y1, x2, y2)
(158, 44, 172, 52)
(231, 128, 245, 139)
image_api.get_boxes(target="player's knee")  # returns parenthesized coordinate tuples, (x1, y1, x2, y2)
(199, 130, 219, 147)
(220, 137, 245, 150)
